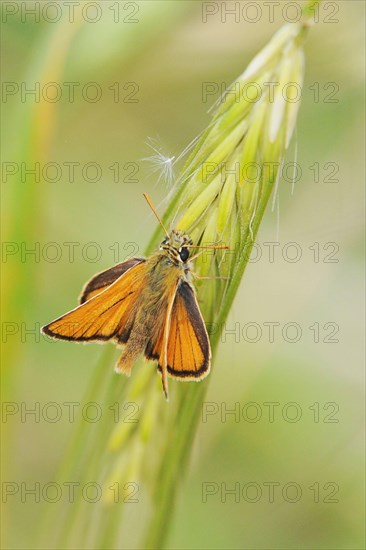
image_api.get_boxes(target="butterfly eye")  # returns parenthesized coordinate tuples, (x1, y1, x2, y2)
(179, 247, 189, 262)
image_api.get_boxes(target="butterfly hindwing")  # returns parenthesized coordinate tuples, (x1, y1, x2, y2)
(42, 259, 147, 343)
(145, 281, 211, 380)
(80, 257, 145, 303)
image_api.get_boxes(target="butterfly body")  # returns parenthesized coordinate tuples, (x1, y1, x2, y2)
(42, 229, 211, 398)
(115, 242, 192, 377)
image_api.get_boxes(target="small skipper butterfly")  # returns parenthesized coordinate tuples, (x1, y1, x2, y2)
(42, 194, 227, 398)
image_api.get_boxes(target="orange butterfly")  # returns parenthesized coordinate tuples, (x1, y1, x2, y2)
(42, 194, 227, 398)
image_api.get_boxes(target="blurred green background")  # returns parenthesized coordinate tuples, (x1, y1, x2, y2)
(1, 1, 365, 549)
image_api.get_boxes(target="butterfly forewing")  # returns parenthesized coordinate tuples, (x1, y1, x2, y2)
(42, 259, 147, 343)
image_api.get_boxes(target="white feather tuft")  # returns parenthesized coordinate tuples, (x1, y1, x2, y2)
(142, 137, 176, 188)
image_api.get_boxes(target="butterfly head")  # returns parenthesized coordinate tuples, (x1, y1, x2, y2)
(160, 229, 193, 264)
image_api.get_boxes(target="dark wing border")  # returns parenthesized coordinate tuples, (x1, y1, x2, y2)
(80, 257, 145, 303)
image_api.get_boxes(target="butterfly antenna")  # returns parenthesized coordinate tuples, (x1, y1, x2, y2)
(143, 193, 169, 238)
(188, 244, 230, 262)
(186, 244, 229, 250)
